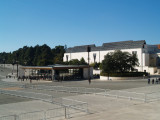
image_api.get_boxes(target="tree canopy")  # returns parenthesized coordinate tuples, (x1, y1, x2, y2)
(64, 58, 88, 65)
(100, 50, 139, 73)
(0, 44, 66, 66)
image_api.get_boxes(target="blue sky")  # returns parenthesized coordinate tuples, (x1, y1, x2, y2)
(0, 0, 160, 52)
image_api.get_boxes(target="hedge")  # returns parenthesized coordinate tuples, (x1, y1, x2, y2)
(100, 72, 148, 77)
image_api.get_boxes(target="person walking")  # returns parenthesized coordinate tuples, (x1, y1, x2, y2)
(152, 79, 154, 84)
(148, 78, 150, 84)
(156, 78, 159, 84)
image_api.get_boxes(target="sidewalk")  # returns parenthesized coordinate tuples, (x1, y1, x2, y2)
(1, 77, 52, 84)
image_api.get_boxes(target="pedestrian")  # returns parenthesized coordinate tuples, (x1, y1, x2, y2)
(156, 78, 159, 84)
(88, 77, 91, 84)
(152, 79, 154, 84)
(148, 78, 150, 84)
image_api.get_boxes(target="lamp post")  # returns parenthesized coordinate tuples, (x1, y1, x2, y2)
(16, 60, 19, 78)
(16, 53, 19, 78)
(12, 60, 15, 75)
(87, 45, 91, 84)
(3, 59, 5, 68)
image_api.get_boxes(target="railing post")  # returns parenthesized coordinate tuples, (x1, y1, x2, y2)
(94, 88, 96, 95)
(86, 103, 89, 113)
(52, 96, 54, 103)
(144, 93, 147, 103)
(129, 96, 132, 100)
(65, 107, 67, 119)
(116, 91, 119, 99)
(65, 106, 70, 119)
(105, 89, 107, 97)
(76, 87, 78, 94)
(14, 114, 18, 120)
(44, 111, 46, 120)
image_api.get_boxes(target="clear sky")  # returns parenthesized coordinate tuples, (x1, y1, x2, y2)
(0, 0, 160, 52)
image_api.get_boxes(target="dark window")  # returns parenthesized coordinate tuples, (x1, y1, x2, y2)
(132, 51, 137, 55)
(93, 53, 96, 63)
(66, 55, 69, 62)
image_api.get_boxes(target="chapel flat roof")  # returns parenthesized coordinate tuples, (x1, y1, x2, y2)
(21, 64, 89, 70)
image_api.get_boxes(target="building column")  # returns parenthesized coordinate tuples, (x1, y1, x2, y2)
(52, 69, 55, 82)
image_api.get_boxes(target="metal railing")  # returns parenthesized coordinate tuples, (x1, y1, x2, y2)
(0, 115, 16, 120)
(18, 110, 44, 120)
(51, 98, 89, 118)
(0, 102, 88, 120)
(0, 107, 65, 120)
(105, 90, 146, 101)
(25, 84, 147, 102)
(0, 81, 24, 88)
(145, 91, 160, 102)
(0, 89, 89, 119)
(0, 89, 53, 102)
(6, 83, 160, 103)
(24, 84, 109, 95)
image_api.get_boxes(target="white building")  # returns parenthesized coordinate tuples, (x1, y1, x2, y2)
(63, 40, 160, 74)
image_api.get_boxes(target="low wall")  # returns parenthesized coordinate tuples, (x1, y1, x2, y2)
(100, 76, 148, 81)
(93, 69, 101, 74)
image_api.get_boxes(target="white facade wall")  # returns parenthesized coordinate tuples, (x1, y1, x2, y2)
(83, 67, 93, 79)
(143, 53, 149, 66)
(63, 46, 160, 74)
(93, 69, 101, 74)
(64, 48, 143, 65)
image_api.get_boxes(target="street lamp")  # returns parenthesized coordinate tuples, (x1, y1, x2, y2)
(16, 60, 19, 78)
(87, 45, 91, 84)
(12, 59, 15, 75)
(3, 59, 5, 68)
(16, 53, 19, 78)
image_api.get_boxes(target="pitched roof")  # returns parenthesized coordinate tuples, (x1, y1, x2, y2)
(66, 40, 146, 53)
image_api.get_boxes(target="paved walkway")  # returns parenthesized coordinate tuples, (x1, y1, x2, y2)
(0, 100, 60, 116)
(1, 67, 160, 120)
(58, 93, 160, 120)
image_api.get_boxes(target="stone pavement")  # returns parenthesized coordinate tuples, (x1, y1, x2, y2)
(0, 100, 60, 116)
(61, 94, 160, 120)
(1, 67, 160, 120)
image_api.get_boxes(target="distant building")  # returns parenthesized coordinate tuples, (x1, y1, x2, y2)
(21, 64, 93, 80)
(63, 40, 160, 74)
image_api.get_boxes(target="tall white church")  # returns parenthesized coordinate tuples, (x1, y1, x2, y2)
(63, 40, 160, 74)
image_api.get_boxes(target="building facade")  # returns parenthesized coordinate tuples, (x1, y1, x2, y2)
(63, 40, 160, 74)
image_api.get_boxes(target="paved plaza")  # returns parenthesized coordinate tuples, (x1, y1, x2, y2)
(1, 66, 160, 120)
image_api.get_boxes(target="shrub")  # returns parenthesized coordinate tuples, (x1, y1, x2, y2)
(100, 72, 148, 77)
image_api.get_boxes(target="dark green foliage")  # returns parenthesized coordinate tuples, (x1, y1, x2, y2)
(90, 62, 100, 69)
(100, 72, 148, 77)
(79, 58, 88, 65)
(100, 50, 139, 73)
(64, 57, 88, 65)
(52, 46, 65, 64)
(0, 44, 65, 66)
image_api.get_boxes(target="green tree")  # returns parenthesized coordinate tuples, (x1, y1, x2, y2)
(90, 62, 100, 69)
(64, 58, 87, 65)
(69, 59, 80, 65)
(38, 44, 53, 66)
(52, 46, 65, 64)
(101, 50, 139, 75)
(0, 44, 66, 66)
(80, 57, 88, 65)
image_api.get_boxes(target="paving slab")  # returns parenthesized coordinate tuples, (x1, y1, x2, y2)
(63, 94, 160, 120)
(0, 100, 60, 116)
